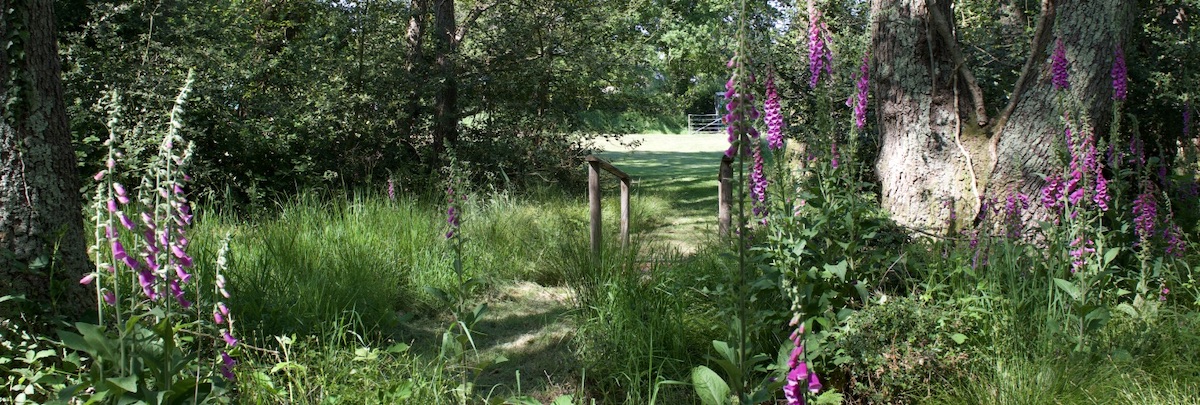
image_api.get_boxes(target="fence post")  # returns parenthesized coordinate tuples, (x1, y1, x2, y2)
(589, 160, 602, 263)
(620, 177, 630, 250)
(718, 155, 733, 237)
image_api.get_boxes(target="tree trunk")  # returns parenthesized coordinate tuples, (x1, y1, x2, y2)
(432, 0, 458, 161)
(870, 0, 1133, 232)
(870, 0, 976, 233)
(401, 0, 428, 141)
(0, 0, 93, 319)
(985, 0, 1133, 220)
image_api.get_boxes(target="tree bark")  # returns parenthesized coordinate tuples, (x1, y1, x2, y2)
(0, 0, 92, 319)
(870, 0, 976, 232)
(985, 0, 1133, 221)
(432, 0, 459, 160)
(870, 0, 1133, 232)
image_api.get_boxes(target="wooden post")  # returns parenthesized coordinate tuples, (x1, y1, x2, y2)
(718, 155, 733, 237)
(589, 160, 602, 262)
(718, 156, 733, 236)
(620, 177, 630, 249)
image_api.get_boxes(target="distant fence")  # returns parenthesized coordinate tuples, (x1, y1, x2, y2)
(687, 114, 723, 133)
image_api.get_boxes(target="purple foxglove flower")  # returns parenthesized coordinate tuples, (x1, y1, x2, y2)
(1132, 191, 1157, 241)
(387, 178, 396, 201)
(175, 264, 192, 282)
(112, 240, 129, 260)
(103, 291, 116, 306)
(80, 273, 97, 285)
(138, 270, 157, 300)
(113, 182, 127, 198)
(141, 212, 156, 229)
(1052, 38, 1069, 91)
(106, 157, 116, 169)
(146, 254, 160, 273)
(765, 73, 785, 150)
(1041, 174, 1063, 208)
(222, 330, 239, 347)
(1111, 45, 1127, 101)
(1165, 224, 1186, 257)
(1160, 287, 1170, 301)
(807, 5, 832, 88)
(118, 212, 135, 230)
(218, 302, 230, 317)
(830, 142, 839, 169)
(220, 351, 237, 381)
(1093, 172, 1109, 211)
(853, 55, 870, 129)
(107, 199, 119, 213)
(93, 170, 106, 181)
(214, 309, 225, 325)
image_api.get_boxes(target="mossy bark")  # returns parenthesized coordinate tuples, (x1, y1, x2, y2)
(870, 0, 976, 233)
(0, 0, 93, 320)
(986, 0, 1133, 221)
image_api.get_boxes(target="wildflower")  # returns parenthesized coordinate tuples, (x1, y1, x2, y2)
(103, 291, 116, 306)
(851, 55, 870, 129)
(138, 270, 157, 300)
(1093, 171, 1109, 211)
(807, 2, 833, 88)
(213, 309, 225, 325)
(219, 351, 237, 381)
(1160, 287, 1170, 301)
(1052, 39, 1069, 91)
(387, 178, 396, 201)
(764, 72, 785, 150)
(1132, 190, 1157, 242)
(1164, 223, 1186, 257)
(1111, 45, 1127, 101)
(221, 329, 239, 347)
(1069, 237, 1096, 273)
(93, 170, 106, 181)
(1041, 174, 1064, 209)
(1003, 193, 1030, 239)
(751, 144, 769, 219)
(830, 142, 839, 169)
(79, 273, 97, 285)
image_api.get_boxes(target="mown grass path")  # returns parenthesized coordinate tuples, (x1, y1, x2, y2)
(401, 134, 728, 401)
(593, 133, 730, 253)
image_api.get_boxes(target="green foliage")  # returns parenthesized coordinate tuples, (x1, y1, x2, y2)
(828, 295, 983, 404)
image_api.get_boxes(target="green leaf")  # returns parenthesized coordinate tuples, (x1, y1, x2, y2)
(106, 376, 138, 393)
(57, 331, 91, 355)
(690, 366, 730, 405)
(1053, 278, 1081, 301)
(1084, 307, 1110, 331)
(549, 394, 574, 405)
(1103, 248, 1120, 266)
(386, 343, 410, 354)
(823, 260, 848, 281)
(950, 333, 967, 345)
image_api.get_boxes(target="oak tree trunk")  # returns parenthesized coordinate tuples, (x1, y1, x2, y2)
(870, 0, 1133, 232)
(870, 0, 977, 232)
(0, 0, 93, 319)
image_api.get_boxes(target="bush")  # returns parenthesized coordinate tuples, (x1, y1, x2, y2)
(828, 295, 985, 404)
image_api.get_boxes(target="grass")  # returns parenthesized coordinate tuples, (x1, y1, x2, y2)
(577, 111, 687, 135)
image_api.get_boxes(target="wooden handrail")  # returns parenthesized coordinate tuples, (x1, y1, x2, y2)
(586, 155, 631, 263)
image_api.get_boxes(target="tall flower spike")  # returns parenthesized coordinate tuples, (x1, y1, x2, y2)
(852, 55, 870, 129)
(764, 71, 785, 151)
(1111, 45, 1127, 101)
(1052, 38, 1070, 91)
(807, 1, 833, 88)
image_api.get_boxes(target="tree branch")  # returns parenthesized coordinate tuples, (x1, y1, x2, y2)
(927, 0, 989, 127)
(990, 0, 1057, 152)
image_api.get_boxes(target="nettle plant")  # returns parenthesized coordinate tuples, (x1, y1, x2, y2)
(61, 73, 240, 403)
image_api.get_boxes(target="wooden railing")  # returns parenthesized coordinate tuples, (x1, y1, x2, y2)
(586, 155, 631, 261)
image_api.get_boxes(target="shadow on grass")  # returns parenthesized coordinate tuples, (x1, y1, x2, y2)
(597, 150, 727, 222)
